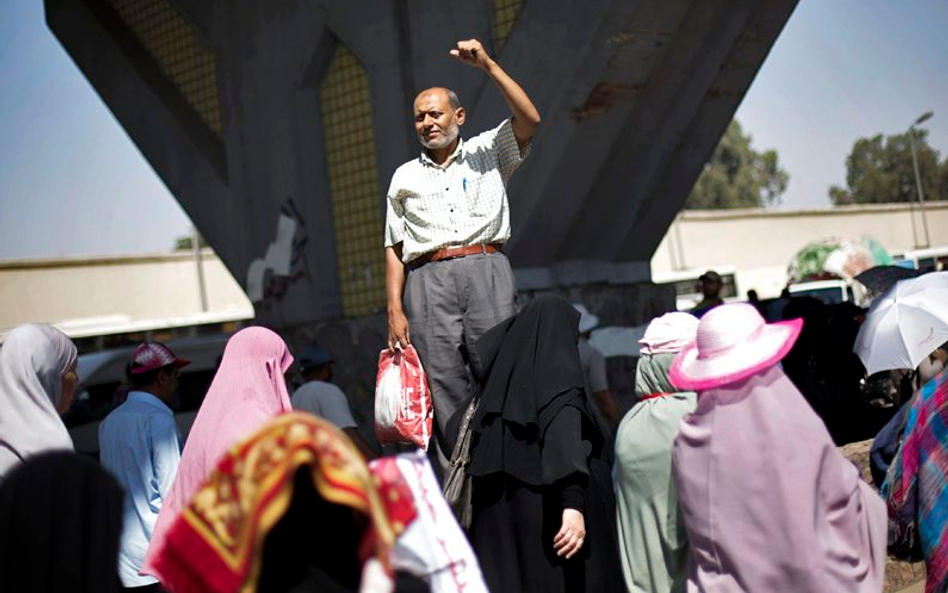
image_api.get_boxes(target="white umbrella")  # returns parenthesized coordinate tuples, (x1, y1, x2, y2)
(853, 272, 948, 375)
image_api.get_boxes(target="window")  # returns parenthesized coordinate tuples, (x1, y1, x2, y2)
(492, 0, 525, 52)
(107, 0, 222, 136)
(320, 44, 386, 317)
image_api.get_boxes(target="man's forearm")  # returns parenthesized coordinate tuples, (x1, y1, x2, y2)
(483, 59, 540, 143)
(385, 245, 406, 313)
(593, 389, 621, 429)
(451, 39, 539, 144)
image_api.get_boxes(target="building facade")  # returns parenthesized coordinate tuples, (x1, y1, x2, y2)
(46, 0, 799, 327)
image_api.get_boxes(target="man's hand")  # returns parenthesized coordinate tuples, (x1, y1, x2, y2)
(450, 39, 492, 70)
(553, 508, 586, 559)
(387, 309, 410, 352)
(385, 245, 409, 352)
(450, 39, 540, 148)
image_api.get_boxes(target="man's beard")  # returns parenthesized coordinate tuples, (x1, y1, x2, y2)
(420, 122, 459, 149)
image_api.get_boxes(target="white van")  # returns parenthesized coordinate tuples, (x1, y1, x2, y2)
(892, 246, 948, 272)
(653, 266, 739, 311)
(65, 333, 232, 457)
(787, 279, 861, 306)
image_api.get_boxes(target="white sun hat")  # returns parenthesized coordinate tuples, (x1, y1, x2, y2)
(670, 303, 803, 390)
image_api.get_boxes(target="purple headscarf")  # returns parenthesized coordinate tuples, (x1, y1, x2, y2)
(672, 365, 887, 592)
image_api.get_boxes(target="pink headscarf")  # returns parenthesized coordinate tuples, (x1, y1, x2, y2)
(142, 327, 294, 577)
(672, 365, 887, 592)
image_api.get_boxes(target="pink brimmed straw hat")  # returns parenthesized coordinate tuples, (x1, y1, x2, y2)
(669, 303, 803, 390)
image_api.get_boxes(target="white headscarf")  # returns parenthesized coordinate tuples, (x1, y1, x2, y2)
(0, 324, 76, 478)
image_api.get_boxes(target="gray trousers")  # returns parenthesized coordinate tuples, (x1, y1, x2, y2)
(404, 252, 517, 470)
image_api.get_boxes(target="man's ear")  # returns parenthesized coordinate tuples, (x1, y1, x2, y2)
(455, 106, 466, 126)
(158, 368, 173, 386)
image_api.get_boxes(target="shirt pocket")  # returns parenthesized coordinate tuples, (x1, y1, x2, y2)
(464, 171, 502, 219)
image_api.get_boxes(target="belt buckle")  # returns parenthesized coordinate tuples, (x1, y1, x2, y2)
(444, 245, 469, 261)
(448, 245, 470, 260)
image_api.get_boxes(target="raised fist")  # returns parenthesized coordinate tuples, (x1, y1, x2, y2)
(449, 39, 491, 70)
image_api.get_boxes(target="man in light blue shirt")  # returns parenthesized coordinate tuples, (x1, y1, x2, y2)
(99, 342, 189, 591)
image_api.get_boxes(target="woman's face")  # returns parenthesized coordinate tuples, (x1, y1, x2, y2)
(919, 351, 946, 384)
(58, 360, 79, 415)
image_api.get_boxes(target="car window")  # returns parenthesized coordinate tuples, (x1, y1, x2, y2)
(791, 287, 844, 305)
(63, 381, 121, 428)
(63, 368, 217, 428)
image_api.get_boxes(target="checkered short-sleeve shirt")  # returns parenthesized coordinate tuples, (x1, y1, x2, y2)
(384, 118, 531, 263)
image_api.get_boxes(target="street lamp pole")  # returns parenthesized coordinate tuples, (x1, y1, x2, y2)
(192, 225, 208, 313)
(908, 110, 933, 249)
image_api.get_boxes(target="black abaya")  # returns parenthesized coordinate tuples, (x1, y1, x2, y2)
(467, 296, 622, 593)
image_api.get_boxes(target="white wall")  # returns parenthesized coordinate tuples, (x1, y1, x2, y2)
(0, 250, 253, 332)
(651, 202, 948, 298)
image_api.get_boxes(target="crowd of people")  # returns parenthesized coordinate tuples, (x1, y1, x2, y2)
(2, 36, 947, 593)
(3, 293, 946, 592)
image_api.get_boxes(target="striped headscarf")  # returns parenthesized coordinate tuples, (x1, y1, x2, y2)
(885, 370, 948, 593)
(148, 412, 415, 593)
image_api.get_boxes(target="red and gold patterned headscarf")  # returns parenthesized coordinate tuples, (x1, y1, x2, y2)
(149, 412, 416, 593)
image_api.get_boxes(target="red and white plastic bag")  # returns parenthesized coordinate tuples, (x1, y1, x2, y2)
(370, 452, 489, 593)
(374, 345, 433, 450)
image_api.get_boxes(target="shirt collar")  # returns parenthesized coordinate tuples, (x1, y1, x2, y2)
(419, 136, 465, 169)
(127, 390, 174, 415)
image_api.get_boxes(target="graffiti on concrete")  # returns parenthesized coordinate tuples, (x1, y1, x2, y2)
(246, 199, 308, 303)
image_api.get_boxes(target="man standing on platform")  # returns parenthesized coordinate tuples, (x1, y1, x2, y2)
(384, 38, 540, 467)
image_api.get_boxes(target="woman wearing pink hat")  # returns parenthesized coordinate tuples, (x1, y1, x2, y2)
(669, 303, 887, 592)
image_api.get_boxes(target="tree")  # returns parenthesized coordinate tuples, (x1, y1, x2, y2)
(939, 154, 948, 202)
(686, 120, 789, 209)
(829, 128, 945, 205)
(174, 233, 208, 251)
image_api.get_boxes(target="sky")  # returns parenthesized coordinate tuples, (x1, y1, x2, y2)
(734, 0, 948, 208)
(1, 0, 946, 260)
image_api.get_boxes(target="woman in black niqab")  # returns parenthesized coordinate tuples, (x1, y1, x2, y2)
(0, 451, 124, 593)
(467, 295, 622, 593)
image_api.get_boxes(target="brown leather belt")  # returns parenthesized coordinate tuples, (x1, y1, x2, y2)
(409, 243, 502, 268)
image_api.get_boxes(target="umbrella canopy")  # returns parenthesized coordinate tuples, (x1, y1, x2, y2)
(854, 272, 948, 375)
(854, 265, 923, 295)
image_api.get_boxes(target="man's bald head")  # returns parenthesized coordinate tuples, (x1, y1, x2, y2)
(414, 87, 461, 111)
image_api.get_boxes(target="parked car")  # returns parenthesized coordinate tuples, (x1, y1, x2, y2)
(787, 279, 864, 306)
(654, 267, 738, 311)
(64, 333, 232, 458)
(892, 246, 948, 272)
